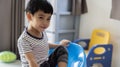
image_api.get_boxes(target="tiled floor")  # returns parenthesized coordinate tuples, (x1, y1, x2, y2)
(0, 60, 21, 67)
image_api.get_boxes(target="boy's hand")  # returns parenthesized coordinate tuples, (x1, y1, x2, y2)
(59, 39, 70, 47)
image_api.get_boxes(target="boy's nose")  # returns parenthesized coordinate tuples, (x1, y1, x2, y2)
(43, 21, 49, 26)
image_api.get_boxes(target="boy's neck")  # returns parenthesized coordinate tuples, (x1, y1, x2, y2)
(27, 26, 42, 38)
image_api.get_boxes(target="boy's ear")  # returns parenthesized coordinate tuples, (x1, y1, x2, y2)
(26, 12, 32, 21)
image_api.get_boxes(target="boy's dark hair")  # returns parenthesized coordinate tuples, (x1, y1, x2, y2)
(25, 0, 53, 15)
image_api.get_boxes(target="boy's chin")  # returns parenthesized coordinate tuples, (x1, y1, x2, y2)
(39, 29, 44, 32)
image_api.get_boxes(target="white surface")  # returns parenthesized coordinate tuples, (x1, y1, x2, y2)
(0, 60, 21, 67)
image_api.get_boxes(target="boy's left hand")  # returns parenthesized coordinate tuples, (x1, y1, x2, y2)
(59, 39, 71, 47)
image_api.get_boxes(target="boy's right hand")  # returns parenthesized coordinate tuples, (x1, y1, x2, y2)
(59, 39, 70, 47)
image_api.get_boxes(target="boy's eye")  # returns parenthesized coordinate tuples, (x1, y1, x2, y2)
(47, 18, 51, 21)
(39, 17, 43, 19)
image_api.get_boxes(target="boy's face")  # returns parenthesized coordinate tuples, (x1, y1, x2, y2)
(27, 10, 52, 33)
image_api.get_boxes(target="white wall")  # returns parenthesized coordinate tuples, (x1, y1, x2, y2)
(79, 0, 120, 67)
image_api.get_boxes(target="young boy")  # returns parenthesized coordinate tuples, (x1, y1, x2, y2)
(17, 0, 70, 67)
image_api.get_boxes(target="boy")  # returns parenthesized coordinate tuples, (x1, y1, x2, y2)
(17, 0, 70, 67)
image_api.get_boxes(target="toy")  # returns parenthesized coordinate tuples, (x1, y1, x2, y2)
(49, 42, 87, 67)
(74, 29, 113, 67)
(0, 51, 17, 63)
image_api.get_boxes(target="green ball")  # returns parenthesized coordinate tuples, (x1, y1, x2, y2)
(0, 51, 17, 63)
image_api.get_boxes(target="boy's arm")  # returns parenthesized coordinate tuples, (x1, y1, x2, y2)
(25, 52, 39, 67)
(49, 43, 60, 49)
(49, 39, 70, 49)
